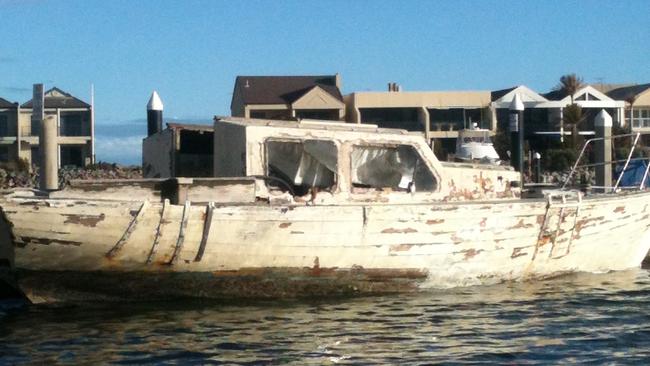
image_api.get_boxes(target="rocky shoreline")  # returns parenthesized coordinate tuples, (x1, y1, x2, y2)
(0, 163, 142, 189)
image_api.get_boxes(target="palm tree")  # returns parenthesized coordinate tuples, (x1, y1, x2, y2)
(557, 73, 584, 104)
(555, 74, 584, 147)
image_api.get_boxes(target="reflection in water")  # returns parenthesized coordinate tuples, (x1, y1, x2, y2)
(2, 269, 650, 364)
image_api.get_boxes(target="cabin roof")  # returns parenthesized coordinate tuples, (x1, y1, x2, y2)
(215, 116, 417, 137)
(166, 122, 214, 132)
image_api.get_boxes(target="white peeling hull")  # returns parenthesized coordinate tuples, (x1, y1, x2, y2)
(2, 191, 650, 301)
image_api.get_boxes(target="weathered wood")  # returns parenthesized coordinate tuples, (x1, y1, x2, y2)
(168, 200, 190, 265)
(194, 202, 214, 262)
(146, 199, 169, 264)
(106, 200, 149, 258)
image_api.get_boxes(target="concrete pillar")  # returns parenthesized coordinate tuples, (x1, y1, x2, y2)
(509, 94, 525, 186)
(39, 115, 58, 191)
(595, 109, 612, 193)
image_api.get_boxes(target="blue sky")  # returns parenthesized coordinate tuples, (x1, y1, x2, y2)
(1, 0, 649, 164)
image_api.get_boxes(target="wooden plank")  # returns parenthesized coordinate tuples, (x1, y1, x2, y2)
(194, 202, 214, 262)
(168, 200, 191, 264)
(146, 199, 169, 264)
(106, 200, 149, 258)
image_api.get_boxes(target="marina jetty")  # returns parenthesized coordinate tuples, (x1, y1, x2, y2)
(2, 108, 650, 303)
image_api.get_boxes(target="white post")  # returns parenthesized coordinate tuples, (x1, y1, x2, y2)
(595, 110, 612, 193)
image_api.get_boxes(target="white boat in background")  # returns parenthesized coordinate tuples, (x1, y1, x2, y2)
(455, 124, 501, 163)
(1, 116, 650, 303)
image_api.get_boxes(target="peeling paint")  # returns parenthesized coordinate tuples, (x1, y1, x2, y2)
(511, 247, 527, 258)
(18, 236, 82, 247)
(381, 227, 417, 234)
(390, 244, 413, 252)
(62, 213, 106, 227)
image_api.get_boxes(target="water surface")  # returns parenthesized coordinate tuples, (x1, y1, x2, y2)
(2, 269, 650, 364)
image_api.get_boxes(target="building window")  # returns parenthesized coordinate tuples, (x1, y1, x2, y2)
(628, 109, 650, 129)
(31, 118, 41, 136)
(351, 144, 437, 193)
(265, 139, 337, 196)
(0, 146, 8, 161)
(60, 145, 84, 167)
(0, 115, 8, 136)
(61, 114, 83, 136)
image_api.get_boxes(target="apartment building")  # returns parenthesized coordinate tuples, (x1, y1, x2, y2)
(18, 87, 94, 167)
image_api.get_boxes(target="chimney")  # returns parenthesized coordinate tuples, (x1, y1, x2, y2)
(147, 91, 164, 136)
(335, 73, 342, 90)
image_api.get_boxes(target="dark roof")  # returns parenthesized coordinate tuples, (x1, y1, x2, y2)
(0, 97, 17, 109)
(606, 83, 650, 102)
(491, 87, 517, 101)
(21, 87, 91, 109)
(542, 89, 569, 101)
(233, 75, 343, 106)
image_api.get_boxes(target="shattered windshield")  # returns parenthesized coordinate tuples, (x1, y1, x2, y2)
(351, 145, 436, 192)
(266, 139, 337, 194)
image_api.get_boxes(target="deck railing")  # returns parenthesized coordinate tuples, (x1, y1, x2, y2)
(562, 132, 650, 192)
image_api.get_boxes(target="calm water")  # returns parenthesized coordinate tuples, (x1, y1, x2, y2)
(2, 269, 650, 365)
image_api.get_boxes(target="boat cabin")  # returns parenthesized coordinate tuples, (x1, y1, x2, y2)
(214, 117, 519, 204)
(455, 126, 500, 162)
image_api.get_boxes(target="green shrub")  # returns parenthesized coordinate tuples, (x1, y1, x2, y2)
(544, 148, 578, 172)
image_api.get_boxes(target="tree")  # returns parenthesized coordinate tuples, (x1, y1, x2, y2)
(563, 103, 587, 148)
(555, 73, 585, 147)
(556, 73, 584, 104)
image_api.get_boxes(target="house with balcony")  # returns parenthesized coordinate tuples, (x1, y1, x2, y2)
(230, 75, 345, 121)
(19, 87, 94, 167)
(0, 97, 19, 163)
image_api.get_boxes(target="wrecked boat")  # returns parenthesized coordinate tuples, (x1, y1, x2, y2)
(1, 116, 650, 303)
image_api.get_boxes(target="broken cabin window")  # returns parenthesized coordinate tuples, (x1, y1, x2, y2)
(351, 145, 437, 192)
(266, 139, 337, 195)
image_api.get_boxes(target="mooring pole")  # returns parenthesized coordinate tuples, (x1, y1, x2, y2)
(34, 84, 58, 191)
(509, 93, 525, 188)
(147, 91, 164, 137)
(534, 152, 541, 183)
(594, 109, 612, 193)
